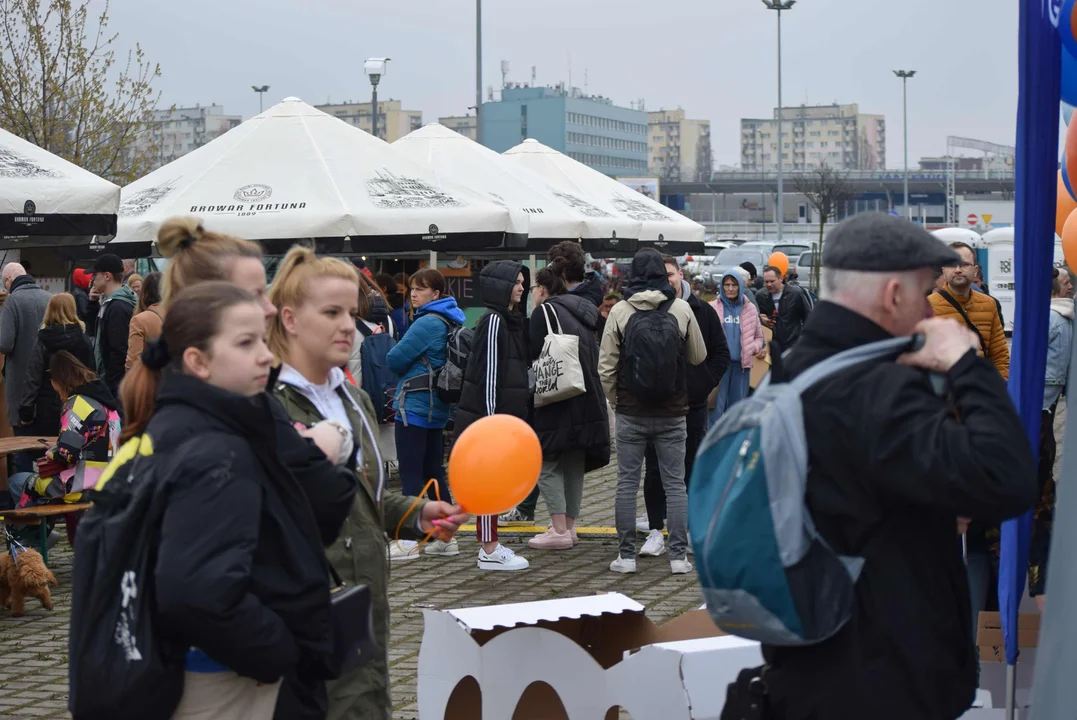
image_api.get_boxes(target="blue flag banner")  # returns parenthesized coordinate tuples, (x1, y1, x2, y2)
(1000, 0, 1060, 672)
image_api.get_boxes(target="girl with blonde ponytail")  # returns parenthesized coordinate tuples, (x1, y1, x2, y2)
(267, 245, 467, 720)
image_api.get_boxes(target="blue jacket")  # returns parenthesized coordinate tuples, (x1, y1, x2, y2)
(387, 297, 466, 428)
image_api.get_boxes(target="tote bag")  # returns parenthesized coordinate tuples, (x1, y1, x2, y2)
(532, 303, 587, 407)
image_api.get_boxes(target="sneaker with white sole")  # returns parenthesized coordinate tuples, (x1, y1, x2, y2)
(610, 556, 637, 574)
(639, 529, 666, 557)
(670, 558, 693, 575)
(635, 514, 650, 533)
(528, 528, 573, 550)
(388, 540, 420, 562)
(425, 538, 460, 556)
(477, 544, 530, 571)
(570, 528, 579, 546)
(498, 508, 534, 526)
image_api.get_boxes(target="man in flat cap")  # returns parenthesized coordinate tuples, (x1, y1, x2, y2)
(734, 213, 1037, 720)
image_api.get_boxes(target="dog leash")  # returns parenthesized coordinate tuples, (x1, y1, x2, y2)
(2, 523, 27, 569)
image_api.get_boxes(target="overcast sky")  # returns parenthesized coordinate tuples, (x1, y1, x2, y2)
(107, 0, 1020, 170)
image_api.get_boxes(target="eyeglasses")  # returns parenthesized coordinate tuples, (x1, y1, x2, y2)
(955, 262, 975, 270)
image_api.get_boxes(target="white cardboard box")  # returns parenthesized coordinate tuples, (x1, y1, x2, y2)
(418, 592, 762, 719)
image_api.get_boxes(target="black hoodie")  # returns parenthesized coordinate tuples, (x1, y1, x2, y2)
(455, 260, 532, 434)
(18, 323, 96, 434)
(529, 293, 611, 471)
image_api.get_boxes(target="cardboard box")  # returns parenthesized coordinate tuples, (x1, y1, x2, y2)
(976, 611, 1040, 661)
(418, 593, 762, 719)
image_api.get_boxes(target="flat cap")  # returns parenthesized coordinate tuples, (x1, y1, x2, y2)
(822, 213, 960, 271)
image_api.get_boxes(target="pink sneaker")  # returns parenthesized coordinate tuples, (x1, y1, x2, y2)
(570, 528, 579, 546)
(528, 528, 574, 550)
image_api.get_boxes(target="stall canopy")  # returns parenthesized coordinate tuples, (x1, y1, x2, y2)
(394, 123, 641, 255)
(0, 126, 120, 250)
(113, 97, 513, 257)
(502, 139, 705, 255)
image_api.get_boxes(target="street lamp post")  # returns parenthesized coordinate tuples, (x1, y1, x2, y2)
(762, 0, 795, 243)
(894, 70, 916, 220)
(365, 58, 391, 140)
(251, 85, 270, 114)
(476, 0, 483, 145)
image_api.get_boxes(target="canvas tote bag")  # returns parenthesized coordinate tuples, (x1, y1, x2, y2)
(532, 303, 587, 407)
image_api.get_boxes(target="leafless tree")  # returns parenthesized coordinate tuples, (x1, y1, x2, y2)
(794, 163, 854, 289)
(0, 0, 168, 184)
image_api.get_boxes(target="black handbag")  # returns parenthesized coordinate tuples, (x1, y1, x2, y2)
(327, 565, 376, 677)
(721, 666, 771, 720)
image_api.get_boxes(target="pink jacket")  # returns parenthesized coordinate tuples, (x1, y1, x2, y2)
(711, 297, 765, 370)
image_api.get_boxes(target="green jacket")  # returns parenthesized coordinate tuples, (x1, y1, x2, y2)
(273, 378, 428, 720)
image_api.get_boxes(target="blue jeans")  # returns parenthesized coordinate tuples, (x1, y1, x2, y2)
(8, 471, 32, 506)
(709, 365, 752, 428)
(967, 550, 992, 643)
(394, 423, 449, 502)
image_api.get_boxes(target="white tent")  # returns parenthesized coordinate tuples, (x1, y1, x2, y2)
(0, 126, 120, 252)
(112, 97, 512, 257)
(393, 123, 641, 255)
(502, 139, 705, 255)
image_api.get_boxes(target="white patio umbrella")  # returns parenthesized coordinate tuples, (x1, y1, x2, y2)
(112, 97, 512, 258)
(0, 126, 120, 252)
(394, 123, 640, 255)
(502, 139, 705, 255)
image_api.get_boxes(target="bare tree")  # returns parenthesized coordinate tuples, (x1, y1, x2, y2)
(0, 0, 167, 184)
(794, 163, 854, 289)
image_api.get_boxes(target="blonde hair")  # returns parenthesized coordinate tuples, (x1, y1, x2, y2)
(267, 246, 359, 361)
(42, 293, 84, 331)
(157, 216, 262, 306)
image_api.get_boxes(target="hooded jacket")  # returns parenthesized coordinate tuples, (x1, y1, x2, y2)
(18, 323, 96, 434)
(0, 274, 51, 427)
(570, 270, 607, 340)
(712, 272, 765, 371)
(681, 280, 730, 410)
(137, 374, 336, 698)
(1045, 297, 1074, 409)
(598, 251, 707, 417)
(455, 260, 532, 433)
(94, 284, 138, 398)
(529, 293, 610, 471)
(387, 296, 467, 429)
(386, 292, 410, 340)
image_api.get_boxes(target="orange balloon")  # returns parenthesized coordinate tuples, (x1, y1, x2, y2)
(1064, 208, 1077, 276)
(448, 415, 542, 515)
(1067, 121, 1077, 193)
(1060, 170, 1077, 238)
(768, 251, 790, 276)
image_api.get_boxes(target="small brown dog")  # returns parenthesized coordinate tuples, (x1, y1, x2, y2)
(0, 549, 57, 616)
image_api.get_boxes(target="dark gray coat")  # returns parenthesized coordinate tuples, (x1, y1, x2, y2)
(0, 275, 51, 426)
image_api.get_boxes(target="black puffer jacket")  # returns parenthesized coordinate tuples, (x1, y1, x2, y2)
(18, 324, 96, 434)
(684, 285, 731, 410)
(530, 294, 610, 471)
(455, 260, 531, 433)
(149, 374, 337, 690)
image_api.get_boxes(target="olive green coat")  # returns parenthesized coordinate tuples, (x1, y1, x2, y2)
(273, 380, 427, 720)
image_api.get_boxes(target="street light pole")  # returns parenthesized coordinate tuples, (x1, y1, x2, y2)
(762, 0, 795, 243)
(365, 58, 391, 140)
(476, 0, 483, 145)
(894, 70, 916, 220)
(251, 85, 270, 114)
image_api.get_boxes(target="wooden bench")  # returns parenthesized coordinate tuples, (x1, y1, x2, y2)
(1, 503, 92, 566)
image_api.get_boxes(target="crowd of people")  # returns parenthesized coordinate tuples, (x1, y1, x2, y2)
(0, 210, 1068, 719)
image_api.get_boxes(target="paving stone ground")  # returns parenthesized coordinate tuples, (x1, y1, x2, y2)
(0, 457, 702, 719)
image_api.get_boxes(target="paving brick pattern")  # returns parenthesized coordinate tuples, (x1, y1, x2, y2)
(0, 457, 703, 719)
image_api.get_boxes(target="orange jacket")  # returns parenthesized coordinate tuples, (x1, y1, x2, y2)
(929, 286, 1010, 380)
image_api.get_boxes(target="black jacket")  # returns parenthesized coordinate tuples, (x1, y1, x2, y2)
(455, 260, 531, 433)
(757, 282, 812, 352)
(572, 271, 607, 340)
(684, 288, 730, 410)
(97, 291, 136, 398)
(761, 302, 1037, 720)
(529, 294, 610, 472)
(18, 324, 96, 434)
(150, 373, 338, 692)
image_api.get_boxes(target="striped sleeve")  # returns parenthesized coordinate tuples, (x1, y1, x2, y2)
(485, 314, 501, 415)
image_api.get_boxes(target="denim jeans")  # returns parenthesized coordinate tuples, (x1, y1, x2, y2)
(615, 414, 688, 560)
(643, 406, 707, 530)
(709, 365, 752, 429)
(8, 471, 32, 506)
(394, 423, 449, 502)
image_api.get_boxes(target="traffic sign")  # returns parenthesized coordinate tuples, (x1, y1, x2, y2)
(967, 213, 978, 226)
(983, 213, 994, 225)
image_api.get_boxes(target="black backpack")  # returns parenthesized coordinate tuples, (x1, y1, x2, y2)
(68, 441, 184, 720)
(428, 314, 473, 404)
(620, 298, 684, 403)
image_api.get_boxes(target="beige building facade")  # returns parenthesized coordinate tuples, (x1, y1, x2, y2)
(438, 115, 478, 141)
(740, 103, 886, 171)
(648, 109, 712, 182)
(137, 104, 242, 169)
(316, 99, 423, 142)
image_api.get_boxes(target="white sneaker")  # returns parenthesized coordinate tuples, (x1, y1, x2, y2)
(639, 529, 667, 557)
(477, 544, 530, 571)
(670, 558, 693, 575)
(425, 538, 460, 556)
(610, 556, 637, 574)
(635, 514, 650, 533)
(388, 540, 420, 562)
(498, 508, 533, 526)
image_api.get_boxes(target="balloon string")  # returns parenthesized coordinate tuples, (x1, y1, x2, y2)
(395, 478, 442, 552)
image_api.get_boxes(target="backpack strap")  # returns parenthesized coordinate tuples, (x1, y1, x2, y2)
(936, 289, 987, 355)
(356, 320, 374, 338)
(787, 336, 921, 394)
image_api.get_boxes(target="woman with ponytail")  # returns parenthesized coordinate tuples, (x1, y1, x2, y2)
(112, 283, 335, 719)
(267, 246, 467, 720)
(525, 259, 610, 551)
